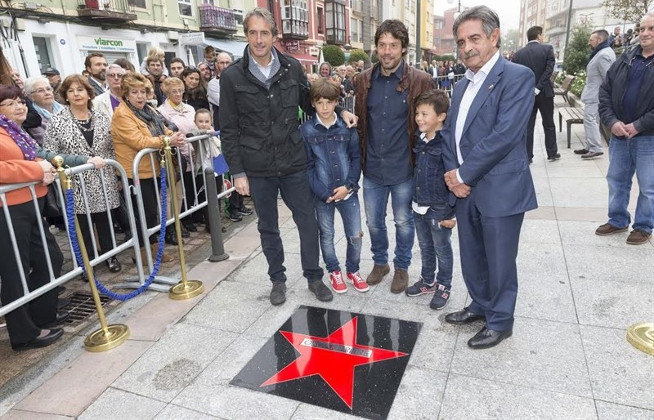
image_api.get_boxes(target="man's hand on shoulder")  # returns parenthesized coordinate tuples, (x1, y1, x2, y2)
(340, 110, 358, 128)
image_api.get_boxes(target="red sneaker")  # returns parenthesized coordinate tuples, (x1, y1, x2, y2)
(329, 270, 347, 293)
(347, 271, 369, 292)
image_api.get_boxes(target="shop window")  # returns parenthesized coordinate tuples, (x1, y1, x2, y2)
(32, 36, 53, 72)
(178, 0, 192, 17)
(128, 0, 146, 8)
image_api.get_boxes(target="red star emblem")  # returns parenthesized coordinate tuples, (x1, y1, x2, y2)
(261, 317, 408, 408)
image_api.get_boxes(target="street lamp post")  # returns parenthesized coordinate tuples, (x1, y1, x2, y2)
(563, 0, 574, 56)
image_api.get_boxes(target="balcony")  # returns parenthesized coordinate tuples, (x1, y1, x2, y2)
(199, 5, 238, 36)
(351, 0, 364, 15)
(282, 20, 309, 40)
(76, 0, 136, 22)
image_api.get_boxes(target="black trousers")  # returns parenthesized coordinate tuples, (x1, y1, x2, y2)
(527, 93, 558, 159)
(249, 171, 323, 283)
(77, 211, 115, 257)
(129, 178, 160, 246)
(227, 191, 244, 213)
(0, 199, 61, 346)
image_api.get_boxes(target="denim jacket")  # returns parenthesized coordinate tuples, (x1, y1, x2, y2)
(301, 115, 361, 202)
(413, 131, 455, 220)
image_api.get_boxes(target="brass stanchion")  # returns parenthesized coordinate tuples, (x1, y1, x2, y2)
(627, 323, 654, 356)
(162, 139, 204, 300)
(53, 156, 129, 352)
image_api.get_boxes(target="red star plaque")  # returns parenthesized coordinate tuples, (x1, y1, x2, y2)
(261, 317, 408, 408)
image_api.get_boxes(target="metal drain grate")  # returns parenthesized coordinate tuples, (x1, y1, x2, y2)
(61, 292, 112, 325)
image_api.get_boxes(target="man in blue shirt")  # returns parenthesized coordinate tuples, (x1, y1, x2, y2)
(597, 12, 654, 245)
(353, 20, 434, 293)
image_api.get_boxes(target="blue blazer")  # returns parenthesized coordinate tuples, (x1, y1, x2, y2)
(442, 56, 538, 218)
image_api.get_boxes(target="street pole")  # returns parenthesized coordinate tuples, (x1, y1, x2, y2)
(416, 0, 421, 67)
(563, 0, 574, 56)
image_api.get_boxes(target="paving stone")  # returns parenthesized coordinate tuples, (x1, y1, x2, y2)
(549, 177, 609, 208)
(570, 277, 654, 329)
(581, 325, 654, 410)
(515, 271, 577, 323)
(564, 244, 654, 285)
(1, 410, 73, 419)
(546, 161, 605, 179)
(407, 323, 459, 372)
(520, 219, 561, 244)
(517, 242, 569, 277)
(182, 281, 272, 334)
(78, 387, 166, 419)
(386, 366, 448, 419)
(450, 317, 593, 398)
(439, 373, 597, 419)
(558, 220, 635, 247)
(291, 403, 363, 419)
(155, 404, 221, 419)
(112, 323, 238, 403)
(595, 400, 654, 420)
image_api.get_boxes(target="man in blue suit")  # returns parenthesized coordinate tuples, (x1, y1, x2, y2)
(441, 6, 538, 349)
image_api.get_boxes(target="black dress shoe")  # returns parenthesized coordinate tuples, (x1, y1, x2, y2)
(445, 307, 486, 325)
(182, 220, 197, 232)
(12, 328, 64, 351)
(37, 311, 69, 329)
(574, 148, 589, 155)
(106, 256, 122, 273)
(165, 229, 178, 245)
(57, 296, 70, 309)
(467, 326, 513, 349)
(547, 153, 561, 162)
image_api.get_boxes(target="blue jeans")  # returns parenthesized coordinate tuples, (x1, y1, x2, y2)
(248, 171, 323, 283)
(414, 210, 453, 288)
(363, 177, 415, 270)
(606, 135, 654, 234)
(315, 195, 362, 273)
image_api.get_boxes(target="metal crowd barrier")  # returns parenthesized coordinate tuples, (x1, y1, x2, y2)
(0, 159, 144, 318)
(128, 133, 234, 290)
(433, 74, 465, 95)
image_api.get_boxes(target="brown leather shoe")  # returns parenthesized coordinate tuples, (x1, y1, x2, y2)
(151, 244, 174, 263)
(595, 223, 628, 236)
(626, 229, 651, 245)
(390, 269, 409, 294)
(366, 264, 390, 285)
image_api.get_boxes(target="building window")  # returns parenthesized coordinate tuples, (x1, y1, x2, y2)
(178, 0, 192, 17)
(325, 0, 346, 45)
(350, 17, 362, 43)
(282, 0, 309, 39)
(32, 36, 53, 72)
(127, 0, 146, 8)
(317, 6, 324, 34)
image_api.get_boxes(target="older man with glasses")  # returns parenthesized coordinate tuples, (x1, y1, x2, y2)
(93, 64, 126, 118)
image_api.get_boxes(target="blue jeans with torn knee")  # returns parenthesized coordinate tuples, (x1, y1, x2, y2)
(315, 195, 362, 273)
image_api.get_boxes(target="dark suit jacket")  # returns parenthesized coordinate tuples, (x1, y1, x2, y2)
(512, 41, 555, 97)
(442, 56, 538, 217)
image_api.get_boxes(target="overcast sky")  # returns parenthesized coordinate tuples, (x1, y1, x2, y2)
(434, 0, 522, 31)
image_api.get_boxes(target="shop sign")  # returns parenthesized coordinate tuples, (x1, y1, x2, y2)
(284, 40, 300, 52)
(179, 32, 205, 46)
(77, 35, 137, 52)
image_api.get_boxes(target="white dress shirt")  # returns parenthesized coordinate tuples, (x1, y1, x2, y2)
(454, 51, 500, 183)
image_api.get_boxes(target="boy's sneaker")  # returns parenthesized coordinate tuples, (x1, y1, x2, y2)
(429, 284, 451, 310)
(237, 206, 253, 216)
(329, 270, 348, 293)
(227, 211, 243, 222)
(405, 279, 437, 297)
(347, 272, 369, 292)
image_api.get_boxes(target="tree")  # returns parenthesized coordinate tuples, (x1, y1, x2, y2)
(602, 0, 650, 24)
(322, 45, 345, 66)
(348, 49, 369, 65)
(563, 25, 592, 75)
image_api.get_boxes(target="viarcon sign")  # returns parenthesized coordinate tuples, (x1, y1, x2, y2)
(77, 35, 137, 52)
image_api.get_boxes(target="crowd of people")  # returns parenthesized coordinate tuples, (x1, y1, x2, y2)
(1, 5, 652, 354)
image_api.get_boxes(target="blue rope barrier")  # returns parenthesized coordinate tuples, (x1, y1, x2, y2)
(65, 166, 169, 301)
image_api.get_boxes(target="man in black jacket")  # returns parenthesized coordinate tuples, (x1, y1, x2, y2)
(512, 26, 560, 162)
(597, 12, 654, 245)
(219, 7, 357, 305)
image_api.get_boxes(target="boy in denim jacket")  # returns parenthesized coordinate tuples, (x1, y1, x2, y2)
(301, 79, 368, 294)
(405, 89, 456, 309)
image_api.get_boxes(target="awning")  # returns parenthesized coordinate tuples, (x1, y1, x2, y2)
(291, 53, 318, 64)
(204, 38, 248, 59)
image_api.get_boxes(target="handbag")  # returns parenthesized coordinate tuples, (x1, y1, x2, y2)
(43, 184, 62, 218)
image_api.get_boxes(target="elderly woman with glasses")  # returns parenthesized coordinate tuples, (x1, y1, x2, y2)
(23, 76, 63, 145)
(43, 75, 122, 273)
(93, 64, 126, 118)
(158, 76, 200, 235)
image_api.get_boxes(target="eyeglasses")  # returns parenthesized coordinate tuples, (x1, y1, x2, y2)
(108, 73, 125, 79)
(32, 87, 53, 94)
(0, 99, 27, 108)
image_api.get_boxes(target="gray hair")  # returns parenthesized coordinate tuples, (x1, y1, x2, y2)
(592, 29, 610, 42)
(452, 5, 502, 48)
(107, 63, 126, 74)
(23, 75, 50, 95)
(243, 7, 278, 37)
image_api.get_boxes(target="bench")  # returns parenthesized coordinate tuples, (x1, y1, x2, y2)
(559, 106, 611, 149)
(558, 106, 584, 148)
(554, 75, 575, 103)
(550, 70, 559, 84)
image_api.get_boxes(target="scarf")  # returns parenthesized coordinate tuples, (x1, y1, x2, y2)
(32, 101, 63, 122)
(590, 40, 610, 61)
(0, 113, 39, 160)
(125, 99, 168, 137)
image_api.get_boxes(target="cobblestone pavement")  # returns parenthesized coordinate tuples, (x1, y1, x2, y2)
(0, 102, 653, 418)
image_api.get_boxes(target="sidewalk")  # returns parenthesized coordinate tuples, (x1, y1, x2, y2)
(1, 107, 653, 419)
